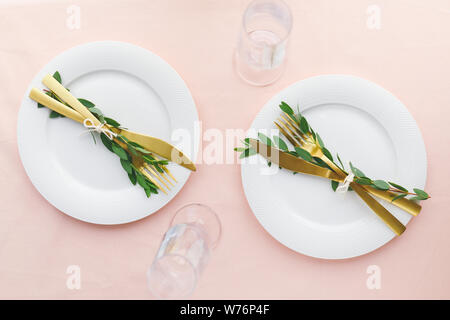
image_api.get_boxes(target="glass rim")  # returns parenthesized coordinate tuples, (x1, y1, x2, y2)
(170, 202, 222, 249)
(241, 0, 293, 43)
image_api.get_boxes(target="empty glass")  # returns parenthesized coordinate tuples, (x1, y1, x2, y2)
(147, 204, 221, 299)
(235, 0, 293, 86)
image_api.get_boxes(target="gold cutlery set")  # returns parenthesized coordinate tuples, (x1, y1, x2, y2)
(29, 74, 196, 195)
(247, 108, 424, 236)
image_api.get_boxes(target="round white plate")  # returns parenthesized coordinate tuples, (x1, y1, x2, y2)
(241, 75, 427, 259)
(18, 41, 198, 225)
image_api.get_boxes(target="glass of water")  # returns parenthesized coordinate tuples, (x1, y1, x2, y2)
(147, 204, 221, 299)
(235, 0, 293, 86)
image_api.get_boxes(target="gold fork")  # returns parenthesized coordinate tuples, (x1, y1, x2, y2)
(275, 112, 407, 235)
(129, 151, 176, 195)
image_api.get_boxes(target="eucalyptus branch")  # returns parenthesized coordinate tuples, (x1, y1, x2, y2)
(235, 101, 430, 203)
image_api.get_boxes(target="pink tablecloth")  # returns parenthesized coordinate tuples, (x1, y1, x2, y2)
(1, 0, 449, 299)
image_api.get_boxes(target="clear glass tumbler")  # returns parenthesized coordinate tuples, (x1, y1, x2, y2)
(147, 204, 221, 299)
(235, 0, 293, 86)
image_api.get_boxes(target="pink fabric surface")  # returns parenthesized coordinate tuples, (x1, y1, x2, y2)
(1, 0, 450, 299)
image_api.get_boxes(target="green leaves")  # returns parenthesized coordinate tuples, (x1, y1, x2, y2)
(77, 98, 109, 125)
(135, 146, 151, 154)
(143, 155, 167, 168)
(100, 133, 113, 152)
(321, 147, 333, 161)
(78, 98, 95, 108)
(372, 180, 390, 191)
(53, 71, 61, 83)
(299, 116, 309, 134)
(239, 148, 257, 159)
(89, 107, 105, 123)
(310, 128, 316, 141)
(389, 182, 407, 192)
(257, 133, 289, 153)
(49, 110, 62, 118)
(411, 188, 430, 200)
(313, 157, 331, 169)
(354, 177, 372, 185)
(105, 117, 121, 128)
(126, 141, 151, 155)
(331, 180, 339, 192)
(279, 101, 293, 115)
(336, 153, 345, 170)
(391, 194, 407, 203)
(128, 171, 137, 185)
(294, 147, 313, 162)
(349, 162, 366, 178)
(316, 133, 324, 148)
(257, 132, 272, 146)
(136, 172, 158, 198)
(112, 142, 128, 160)
(235, 136, 257, 159)
(120, 159, 133, 174)
(136, 173, 147, 189)
(273, 136, 288, 151)
(127, 162, 158, 198)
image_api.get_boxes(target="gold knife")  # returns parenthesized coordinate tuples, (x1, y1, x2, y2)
(248, 138, 343, 182)
(30, 84, 196, 172)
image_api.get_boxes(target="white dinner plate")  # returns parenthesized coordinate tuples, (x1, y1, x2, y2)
(241, 75, 427, 259)
(18, 41, 198, 224)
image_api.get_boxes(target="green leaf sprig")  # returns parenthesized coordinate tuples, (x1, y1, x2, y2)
(236, 101, 430, 203)
(37, 71, 168, 198)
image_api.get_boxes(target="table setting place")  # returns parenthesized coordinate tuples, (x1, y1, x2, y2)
(11, 0, 436, 300)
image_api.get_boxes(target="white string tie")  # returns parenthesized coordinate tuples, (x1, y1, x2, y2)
(83, 118, 117, 140)
(336, 172, 355, 194)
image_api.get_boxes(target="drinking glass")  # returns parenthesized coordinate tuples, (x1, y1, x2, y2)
(235, 0, 293, 86)
(147, 203, 221, 299)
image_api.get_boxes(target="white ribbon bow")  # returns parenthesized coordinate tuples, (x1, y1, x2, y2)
(336, 172, 355, 194)
(83, 118, 117, 140)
